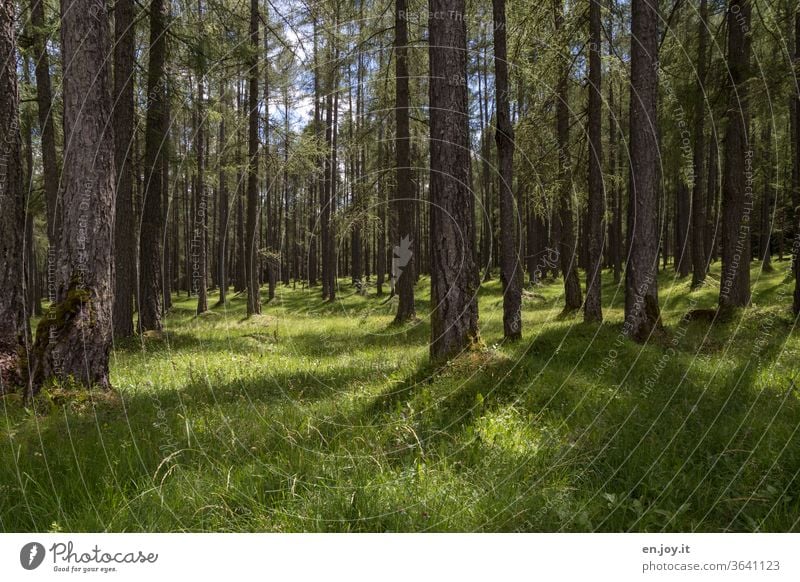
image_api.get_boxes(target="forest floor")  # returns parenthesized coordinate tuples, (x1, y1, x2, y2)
(2, 259, 800, 532)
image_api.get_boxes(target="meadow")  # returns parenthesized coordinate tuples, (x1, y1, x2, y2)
(2, 260, 799, 532)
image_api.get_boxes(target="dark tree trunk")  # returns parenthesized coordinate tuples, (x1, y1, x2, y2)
(675, 179, 690, 277)
(554, 0, 582, 312)
(321, 62, 333, 300)
(759, 124, 774, 272)
(794, 12, 800, 315)
(585, 0, 604, 322)
(706, 137, 719, 265)
(246, 0, 261, 315)
(217, 81, 229, 305)
(113, 0, 136, 337)
(138, 0, 167, 332)
(624, 0, 662, 342)
(195, 57, 208, 314)
(376, 126, 386, 296)
(30, 0, 61, 253)
(428, 0, 480, 361)
(493, 0, 522, 338)
(609, 79, 622, 284)
(691, 0, 708, 288)
(0, 3, 27, 389)
(162, 85, 173, 312)
(30, 0, 116, 392)
(719, 0, 752, 310)
(394, 0, 416, 323)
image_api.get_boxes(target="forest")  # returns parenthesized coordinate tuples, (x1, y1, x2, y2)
(1, 0, 800, 532)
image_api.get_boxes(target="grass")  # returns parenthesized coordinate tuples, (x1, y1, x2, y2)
(2, 259, 800, 532)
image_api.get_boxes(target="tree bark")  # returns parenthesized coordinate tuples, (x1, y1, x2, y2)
(554, 0, 582, 312)
(585, 0, 604, 322)
(30, 0, 116, 392)
(138, 0, 167, 332)
(112, 0, 135, 337)
(195, 51, 208, 314)
(719, 0, 752, 310)
(493, 0, 522, 338)
(30, 0, 61, 254)
(0, 1, 27, 390)
(624, 0, 662, 342)
(394, 0, 416, 323)
(428, 0, 480, 361)
(246, 0, 261, 315)
(217, 81, 229, 305)
(691, 0, 708, 288)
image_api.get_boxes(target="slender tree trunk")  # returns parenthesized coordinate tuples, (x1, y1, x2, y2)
(30, 0, 116, 392)
(394, 0, 416, 323)
(706, 136, 719, 265)
(162, 80, 173, 311)
(217, 81, 229, 305)
(719, 0, 752, 310)
(554, 0, 582, 312)
(758, 148, 772, 274)
(428, 0, 480, 361)
(246, 0, 261, 315)
(676, 179, 690, 277)
(30, 0, 61, 253)
(0, 2, 27, 389)
(585, 0, 604, 322)
(624, 0, 662, 342)
(195, 45, 208, 314)
(138, 0, 167, 332)
(691, 0, 708, 288)
(493, 0, 522, 338)
(794, 12, 800, 315)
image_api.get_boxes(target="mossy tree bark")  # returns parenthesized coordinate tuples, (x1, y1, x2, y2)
(30, 0, 116, 392)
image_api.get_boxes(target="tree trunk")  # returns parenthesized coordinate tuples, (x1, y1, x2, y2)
(760, 123, 774, 272)
(30, 0, 61, 253)
(719, 0, 752, 310)
(554, 0, 582, 312)
(112, 0, 136, 337)
(624, 0, 662, 342)
(706, 137, 719, 266)
(394, 0, 416, 323)
(30, 0, 116, 392)
(585, 0, 604, 322)
(675, 179, 690, 277)
(246, 0, 261, 315)
(794, 12, 800, 315)
(217, 81, 229, 305)
(428, 0, 480, 361)
(195, 52, 208, 314)
(0, 2, 27, 389)
(690, 0, 708, 288)
(138, 0, 167, 332)
(493, 0, 522, 338)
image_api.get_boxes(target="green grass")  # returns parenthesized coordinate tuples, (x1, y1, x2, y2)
(2, 259, 800, 532)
